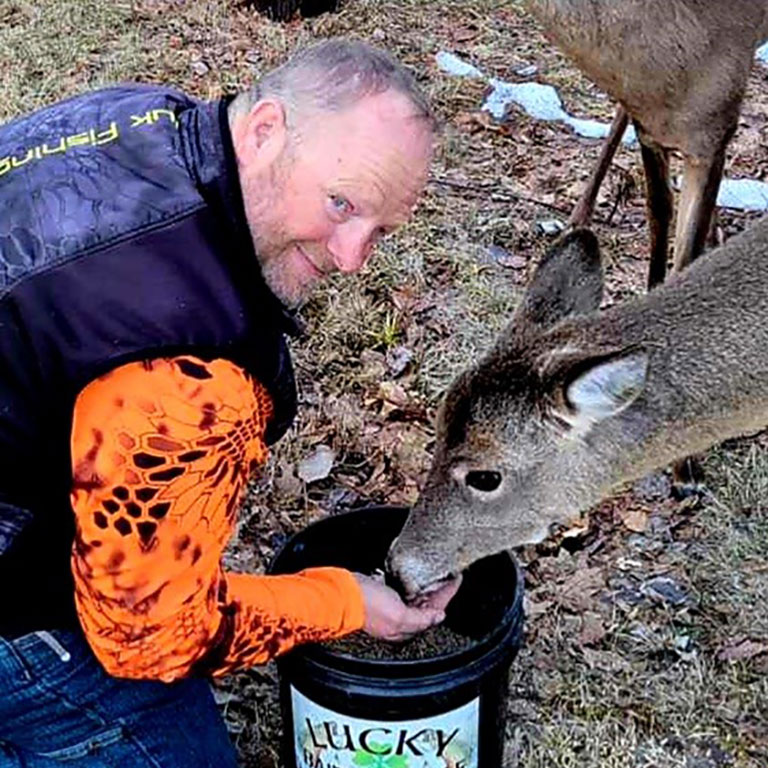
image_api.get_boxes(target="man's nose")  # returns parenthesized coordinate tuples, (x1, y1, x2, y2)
(327, 222, 374, 274)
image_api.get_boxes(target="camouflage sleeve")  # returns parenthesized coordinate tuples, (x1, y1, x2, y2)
(70, 356, 364, 681)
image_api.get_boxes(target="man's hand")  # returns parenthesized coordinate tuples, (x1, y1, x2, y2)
(354, 573, 446, 642)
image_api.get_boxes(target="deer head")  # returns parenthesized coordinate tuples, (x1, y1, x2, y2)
(388, 230, 651, 598)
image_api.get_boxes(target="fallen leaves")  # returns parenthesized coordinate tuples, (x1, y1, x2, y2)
(556, 566, 606, 612)
(581, 648, 630, 673)
(577, 612, 608, 647)
(487, 244, 528, 269)
(453, 108, 511, 135)
(451, 24, 480, 44)
(618, 505, 649, 533)
(639, 576, 691, 607)
(717, 637, 768, 662)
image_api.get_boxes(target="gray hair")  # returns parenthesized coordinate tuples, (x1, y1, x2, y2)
(230, 38, 435, 131)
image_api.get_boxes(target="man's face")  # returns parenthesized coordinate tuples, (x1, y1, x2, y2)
(233, 90, 433, 307)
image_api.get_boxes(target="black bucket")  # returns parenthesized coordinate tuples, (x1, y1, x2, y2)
(269, 506, 525, 768)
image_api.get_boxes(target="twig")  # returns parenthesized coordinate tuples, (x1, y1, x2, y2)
(429, 176, 571, 216)
(429, 176, 627, 224)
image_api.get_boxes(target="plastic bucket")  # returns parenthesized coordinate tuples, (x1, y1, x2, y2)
(269, 506, 525, 768)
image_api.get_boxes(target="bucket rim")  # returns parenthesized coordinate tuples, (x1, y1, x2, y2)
(270, 505, 526, 676)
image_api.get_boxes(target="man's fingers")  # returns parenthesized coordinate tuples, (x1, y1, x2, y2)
(381, 608, 445, 642)
(400, 606, 445, 636)
(355, 571, 450, 642)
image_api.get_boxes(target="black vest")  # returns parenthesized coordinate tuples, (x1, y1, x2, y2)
(0, 85, 297, 636)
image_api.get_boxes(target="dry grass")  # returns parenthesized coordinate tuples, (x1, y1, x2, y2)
(3, 0, 768, 765)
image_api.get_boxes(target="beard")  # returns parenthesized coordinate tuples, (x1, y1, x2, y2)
(239, 149, 311, 310)
(258, 251, 308, 310)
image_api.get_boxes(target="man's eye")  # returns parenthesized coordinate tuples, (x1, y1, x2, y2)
(329, 195, 352, 216)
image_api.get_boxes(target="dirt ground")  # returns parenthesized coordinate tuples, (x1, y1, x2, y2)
(2, 1, 768, 766)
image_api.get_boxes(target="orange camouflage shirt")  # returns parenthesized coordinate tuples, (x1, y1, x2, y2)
(70, 356, 364, 682)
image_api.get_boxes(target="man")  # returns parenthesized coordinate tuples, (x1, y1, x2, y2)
(0, 39, 454, 766)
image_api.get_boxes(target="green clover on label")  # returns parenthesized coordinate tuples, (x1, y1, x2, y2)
(352, 744, 409, 768)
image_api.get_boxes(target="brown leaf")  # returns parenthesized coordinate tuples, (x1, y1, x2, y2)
(557, 567, 605, 612)
(376, 424, 431, 479)
(560, 519, 590, 540)
(496, 252, 528, 269)
(390, 286, 418, 312)
(387, 478, 420, 506)
(452, 25, 480, 43)
(717, 638, 768, 662)
(578, 612, 607, 647)
(453, 109, 497, 134)
(273, 465, 302, 497)
(619, 506, 649, 533)
(581, 648, 630, 672)
(378, 382, 409, 408)
(357, 461, 388, 496)
(360, 349, 387, 380)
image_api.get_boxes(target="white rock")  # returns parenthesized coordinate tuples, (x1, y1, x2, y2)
(435, 51, 484, 79)
(515, 64, 539, 77)
(716, 178, 768, 212)
(537, 219, 566, 236)
(483, 79, 637, 146)
(297, 445, 335, 483)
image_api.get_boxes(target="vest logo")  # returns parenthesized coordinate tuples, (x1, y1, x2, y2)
(0, 107, 179, 179)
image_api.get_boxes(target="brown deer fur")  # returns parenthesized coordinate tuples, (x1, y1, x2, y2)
(388, 218, 768, 597)
(525, 0, 768, 287)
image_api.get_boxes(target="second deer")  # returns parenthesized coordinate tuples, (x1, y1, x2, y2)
(525, 0, 768, 287)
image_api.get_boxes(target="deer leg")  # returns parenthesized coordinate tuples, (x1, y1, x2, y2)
(569, 106, 629, 228)
(671, 455, 707, 502)
(639, 137, 673, 289)
(707, 206, 723, 249)
(667, 148, 726, 500)
(672, 146, 727, 272)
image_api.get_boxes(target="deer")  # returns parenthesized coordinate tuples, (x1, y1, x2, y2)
(253, 0, 337, 22)
(524, 0, 768, 288)
(387, 216, 768, 599)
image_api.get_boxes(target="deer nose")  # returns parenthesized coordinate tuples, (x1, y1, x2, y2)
(383, 568, 408, 600)
(385, 548, 428, 600)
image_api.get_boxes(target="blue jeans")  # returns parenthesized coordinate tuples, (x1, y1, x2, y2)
(0, 630, 239, 767)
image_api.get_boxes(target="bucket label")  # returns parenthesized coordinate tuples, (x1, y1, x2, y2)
(291, 686, 479, 768)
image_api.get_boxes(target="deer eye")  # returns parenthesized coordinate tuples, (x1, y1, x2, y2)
(465, 470, 502, 492)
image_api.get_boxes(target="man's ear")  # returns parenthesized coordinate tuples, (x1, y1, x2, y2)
(542, 347, 649, 437)
(232, 99, 289, 170)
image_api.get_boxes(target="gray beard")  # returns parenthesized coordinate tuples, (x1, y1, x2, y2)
(240, 168, 300, 307)
(259, 257, 305, 310)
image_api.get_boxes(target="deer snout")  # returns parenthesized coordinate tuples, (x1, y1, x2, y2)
(385, 541, 459, 602)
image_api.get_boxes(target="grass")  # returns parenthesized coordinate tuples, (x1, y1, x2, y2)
(2, 0, 768, 765)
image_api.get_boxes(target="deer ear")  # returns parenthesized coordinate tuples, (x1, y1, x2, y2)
(516, 229, 604, 331)
(554, 350, 649, 435)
